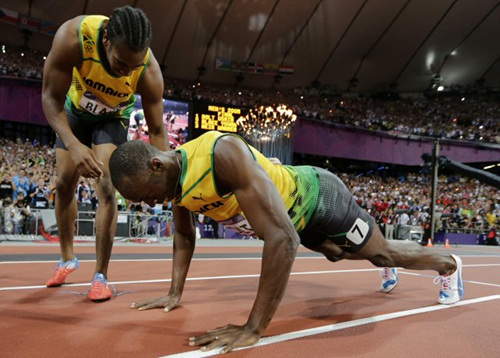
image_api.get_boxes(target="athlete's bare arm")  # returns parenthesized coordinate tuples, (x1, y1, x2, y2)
(137, 51, 168, 151)
(131, 204, 196, 311)
(188, 136, 300, 353)
(42, 16, 104, 179)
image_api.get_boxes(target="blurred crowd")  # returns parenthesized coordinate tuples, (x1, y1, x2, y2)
(0, 45, 43, 80)
(0, 45, 499, 240)
(0, 137, 498, 239)
(167, 80, 500, 144)
(2, 44, 499, 144)
(0, 137, 56, 234)
(0, 138, 160, 235)
(343, 172, 499, 238)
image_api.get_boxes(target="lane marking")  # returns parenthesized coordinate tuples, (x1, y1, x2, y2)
(455, 264, 500, 267)
(0, 268, 382, 291)
(2, 257, 500, 265)
(399, 271, 500, 288)
(2, 265, 500, 291)
(161, 295, 500, 358)
(0, 257, 324, 264)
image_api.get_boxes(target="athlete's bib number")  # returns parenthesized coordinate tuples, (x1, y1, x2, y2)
(80, 91, 120, 115)
(346, 218, 369, 245)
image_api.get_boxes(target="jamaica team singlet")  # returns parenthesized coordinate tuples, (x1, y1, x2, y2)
(174, 131, 320, 236)
(65, 15, 150, 121)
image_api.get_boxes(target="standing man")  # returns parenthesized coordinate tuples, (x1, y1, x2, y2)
(42, 6, 168, 301)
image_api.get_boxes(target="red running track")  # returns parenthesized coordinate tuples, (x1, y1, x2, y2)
(1, 244, 499, 357)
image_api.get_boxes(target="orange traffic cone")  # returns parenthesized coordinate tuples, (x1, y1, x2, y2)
(444, 238, 451, 248)
(426, 238, 434, 247)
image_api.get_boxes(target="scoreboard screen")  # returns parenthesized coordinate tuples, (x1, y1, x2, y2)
(190, 102, 247, 139)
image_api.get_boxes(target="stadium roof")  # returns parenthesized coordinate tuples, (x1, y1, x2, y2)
(1, 0, 499, 93)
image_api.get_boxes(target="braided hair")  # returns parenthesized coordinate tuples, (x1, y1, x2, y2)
(106, 6, 152, 52)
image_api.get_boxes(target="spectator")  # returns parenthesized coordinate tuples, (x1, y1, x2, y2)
(13, 168, 30, 200)
(115, 191, 127, 211)
(76, 180, 90, 203)
(2, 198, 14, 234)
(80, 189, 92, 205)
(11, 193, 31, 234)
(398, 210, 411, 226)
(30, 178, 51, 209)
(0, 172, 17, 200)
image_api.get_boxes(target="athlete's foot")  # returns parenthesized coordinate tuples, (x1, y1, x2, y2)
(46, 257, 80, 287)
(88, 273, 112, 302)
(435, 254, 464, 305)
(380, 267, 398, 293)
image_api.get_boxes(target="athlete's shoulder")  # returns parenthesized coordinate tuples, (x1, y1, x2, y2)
(47, 16, 83, 66)
(213, 132, 248, 148)
(83, 14, 109, 21)
(55, 16, 85, 38)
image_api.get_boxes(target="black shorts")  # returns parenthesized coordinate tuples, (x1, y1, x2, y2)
(55, 108, 129, 149)
(299, 168, 375, 253)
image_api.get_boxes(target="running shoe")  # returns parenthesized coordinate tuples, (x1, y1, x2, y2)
(46, 257, 80, 287)
(434, 254, 464, 305)
(380, 267, 399, 293)
(88, 272, 112, 302)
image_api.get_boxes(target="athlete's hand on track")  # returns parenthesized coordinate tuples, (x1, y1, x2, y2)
(70, 143, 103, 179)
(130, 294, 181, 312)
(189, 324, 260, 354)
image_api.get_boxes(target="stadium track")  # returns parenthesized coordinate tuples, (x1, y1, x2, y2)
(1, 240, 500, 357)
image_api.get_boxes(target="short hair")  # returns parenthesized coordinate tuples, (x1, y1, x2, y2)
(109, 140, 159, 191)
(106, 6, 152, 52)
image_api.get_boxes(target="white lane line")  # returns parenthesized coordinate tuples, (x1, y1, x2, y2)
(457, 264, 500, 267)
(0, 268, 383, 291)
(398, 271, 500, 288)
(161, 295, 500, 358)
(461, 280, 500, 288)
(2, 264, 500, 291)
(1, 255, 500, 265)
(0, 257, 325, 264)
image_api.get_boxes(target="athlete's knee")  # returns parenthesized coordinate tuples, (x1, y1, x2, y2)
(55, 175, 77, 196)
(325, 253, 346, 262)
(367, 253, 396, 268)
(97, 177, 115, 202)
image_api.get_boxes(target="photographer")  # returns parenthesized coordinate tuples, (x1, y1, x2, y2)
(11, 193, 32, 234)
(1, 198, 14, 234)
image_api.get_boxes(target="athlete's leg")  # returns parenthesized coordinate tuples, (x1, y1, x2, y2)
(54, 148, 81, 262)
(92, 143, 118, 276)
(308, 239, 360, 262)
(355, 226, 456, 275)
(303, 167, 456, 274)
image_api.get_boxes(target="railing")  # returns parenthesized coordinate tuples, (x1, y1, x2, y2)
(0, 208, 493, 244)
(0, 208, 174, 243)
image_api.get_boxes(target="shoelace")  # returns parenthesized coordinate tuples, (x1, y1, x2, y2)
(50, 266, 66, 281)
(433, 275, 451, 291)
(381, 268, 394, 279)
(51, 262, 71, 275)
(88, 278, 118, 297)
